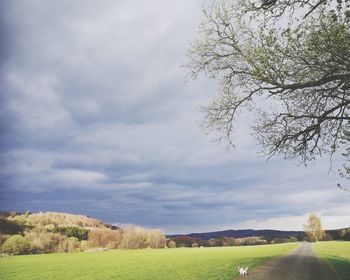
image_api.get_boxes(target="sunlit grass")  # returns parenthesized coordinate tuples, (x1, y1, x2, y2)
(0, 243, 298, 280)
(313, 241, 350, 280)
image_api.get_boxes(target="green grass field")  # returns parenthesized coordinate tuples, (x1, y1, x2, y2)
(0, 243, 298, 280)
(313, 241, 350, 280)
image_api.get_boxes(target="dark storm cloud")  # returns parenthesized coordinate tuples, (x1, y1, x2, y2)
(1, 0, 349, 233)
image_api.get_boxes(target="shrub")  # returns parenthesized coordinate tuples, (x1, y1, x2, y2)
(171, 236, 201, 248)
(24, 229, 81, 253)
(57, 237, 80, 253)
(25, 230, 59, 253)
(192, 242, 199, 247)
(288, 237, 299, 242)
(272, 237, 290, 244)
(168, 240, 176, 248)
(88, 228, 122, 249)
(234, 236, 267, 246)
(80, 240, 90, 251)
(1, 235, 31, 255)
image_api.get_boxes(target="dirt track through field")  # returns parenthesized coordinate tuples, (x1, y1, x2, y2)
(239, 242, 339, 280)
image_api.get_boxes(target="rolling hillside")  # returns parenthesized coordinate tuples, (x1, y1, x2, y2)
(169, 229, 305, 240)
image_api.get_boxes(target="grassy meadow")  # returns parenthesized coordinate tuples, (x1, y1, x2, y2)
(313, 241, 350, 280)
(0, 243, 298, 280)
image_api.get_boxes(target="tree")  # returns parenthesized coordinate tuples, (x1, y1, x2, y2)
(186, 0, 350, 187)
(119, 227, 146, 249)
(88, 228, 122, 249)
(146, 229, 166, 249)
(303, 214, 325, 242)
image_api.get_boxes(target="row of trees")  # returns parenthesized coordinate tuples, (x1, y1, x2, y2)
(87, 227, 166, 250)
(0, 217, 166, 255)
(167, 235, 302, 248)
(1, 212, 347, 254)
(166, 214, 348, 248)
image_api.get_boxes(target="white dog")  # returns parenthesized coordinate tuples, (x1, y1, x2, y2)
(238, 267, 248, 276)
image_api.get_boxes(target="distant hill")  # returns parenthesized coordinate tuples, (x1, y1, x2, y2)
(0, 211, 167, 255)
(1, 211, 118, 230)
(168, 229, 305, 240)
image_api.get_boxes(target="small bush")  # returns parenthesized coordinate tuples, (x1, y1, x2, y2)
(271, 237, 290, 244)
(168, 240, 176, 248)
(57, 237, 80, 253)
(1, 235, 31, 255)
(80, 240, 90, 251)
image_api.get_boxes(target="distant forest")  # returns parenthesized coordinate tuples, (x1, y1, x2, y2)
(167, 227, 350, 248)
(0, 211, 165, 255)
(0, 211, 349, 255)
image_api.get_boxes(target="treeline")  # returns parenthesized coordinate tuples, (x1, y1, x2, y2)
(167, 228, 350, 248)
(167, 235, 301, 248)
(324, 228, 350, 241)
(1, 211, 349, 255)
(0, 212, 166, 256)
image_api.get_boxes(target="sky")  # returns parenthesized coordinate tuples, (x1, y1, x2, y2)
(1, 0, 349, 234)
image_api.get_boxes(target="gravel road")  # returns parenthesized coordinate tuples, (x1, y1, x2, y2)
(239, 242, 339, 280)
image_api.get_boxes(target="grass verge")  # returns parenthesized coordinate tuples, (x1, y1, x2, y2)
(313, 241, 350, 280)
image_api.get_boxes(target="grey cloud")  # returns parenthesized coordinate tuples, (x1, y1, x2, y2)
(1, 0, 347, 234)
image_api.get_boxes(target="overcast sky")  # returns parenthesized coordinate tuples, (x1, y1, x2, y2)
(1, 0, 349, 234)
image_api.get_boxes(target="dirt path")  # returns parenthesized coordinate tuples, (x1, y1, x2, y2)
(239, 242, 339, 280)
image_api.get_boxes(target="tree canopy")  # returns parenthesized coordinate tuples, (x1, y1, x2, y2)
(186, 0, 350, 185)
(303, 213, 325, 241)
